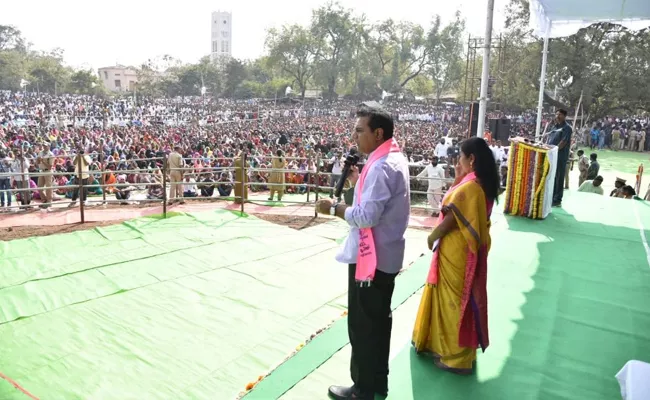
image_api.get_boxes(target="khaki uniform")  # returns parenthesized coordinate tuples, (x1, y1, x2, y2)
(38, 151, 54, 203)
(168, 151, 184, 200)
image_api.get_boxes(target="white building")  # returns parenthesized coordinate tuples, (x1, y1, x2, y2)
(211, 11, 232, 63)
(97, 66, 137, 92)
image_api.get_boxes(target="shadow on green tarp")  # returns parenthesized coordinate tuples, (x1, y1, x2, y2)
(390, 203, 650, 400)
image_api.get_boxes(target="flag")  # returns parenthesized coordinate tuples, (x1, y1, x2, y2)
(20, 79, 30, 88)
(200, 86, 207, 95)
(285, 86, 293, 95)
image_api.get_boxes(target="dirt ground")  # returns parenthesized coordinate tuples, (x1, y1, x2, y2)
(2, 220, 128, 241)
(1, 214, 327, 241)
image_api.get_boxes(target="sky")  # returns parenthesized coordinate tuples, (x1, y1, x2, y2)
(2, 0, 507, 70)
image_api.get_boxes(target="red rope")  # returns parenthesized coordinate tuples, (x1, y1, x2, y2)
(0, 372, 40, 400)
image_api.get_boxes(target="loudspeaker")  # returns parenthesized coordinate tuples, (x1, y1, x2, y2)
(467, 102, 479, 137)
(488, 118, 512, 142)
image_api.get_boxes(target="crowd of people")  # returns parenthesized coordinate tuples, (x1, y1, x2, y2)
(0, 90, 647, 211)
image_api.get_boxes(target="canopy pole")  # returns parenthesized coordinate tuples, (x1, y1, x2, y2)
(476, 0, 495, 139)
(535, 19, 552, 141)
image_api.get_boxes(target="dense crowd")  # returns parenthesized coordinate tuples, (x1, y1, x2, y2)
(0, 90, 646, 210)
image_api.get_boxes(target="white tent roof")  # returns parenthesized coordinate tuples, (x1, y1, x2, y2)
(529, 0, 650, 37)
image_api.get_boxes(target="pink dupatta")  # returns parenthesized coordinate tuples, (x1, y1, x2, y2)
(355, 138, 401, 282)
(426, 171, 494, 351)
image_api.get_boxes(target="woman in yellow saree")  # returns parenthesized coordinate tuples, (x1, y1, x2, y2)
(412, 137, 500, 375)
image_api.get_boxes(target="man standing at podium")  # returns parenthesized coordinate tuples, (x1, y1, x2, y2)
(548, 109, 572, 207)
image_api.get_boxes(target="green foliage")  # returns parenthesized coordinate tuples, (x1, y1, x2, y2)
(4, 2, 649, 116)
(0, 25, 100, 94)
(264, 2, 466, 102)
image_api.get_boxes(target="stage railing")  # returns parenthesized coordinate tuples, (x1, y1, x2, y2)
(0, 154, 453, 222)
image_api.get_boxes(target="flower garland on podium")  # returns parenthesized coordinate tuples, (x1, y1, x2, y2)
(504, 139, 553, 219)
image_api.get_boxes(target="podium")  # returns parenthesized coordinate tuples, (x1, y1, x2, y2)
(503, 140, 558, 219)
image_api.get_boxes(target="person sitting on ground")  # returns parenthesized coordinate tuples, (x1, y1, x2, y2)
(87, 175, 103, 195)
(577, 175, 604, 195)
(200, 173, 215, 197)
(610, 177, 626, 197)
(183, 174, 198, 197)
(621, 185, 640, 200)
(217, 172, 233, 197)
(114, 174, 134, 204)
(146, 169, 165, 200)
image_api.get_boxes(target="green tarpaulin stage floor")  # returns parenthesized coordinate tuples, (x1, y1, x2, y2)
(0, 211, 428, 399)
(253, 192, 650, 400)
(1, 193, 649, 399)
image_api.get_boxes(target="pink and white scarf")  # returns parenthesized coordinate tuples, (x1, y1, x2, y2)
(355, 138, 401, 282)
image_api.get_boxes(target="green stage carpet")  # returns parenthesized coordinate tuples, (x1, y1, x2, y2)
(0, 210, 426, 399)
(252, 193, 650, 400)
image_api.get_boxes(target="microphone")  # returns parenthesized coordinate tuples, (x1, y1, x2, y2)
(334, 150, 359, 200)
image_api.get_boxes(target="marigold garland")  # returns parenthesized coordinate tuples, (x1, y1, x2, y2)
(238, 310, 350, 398)
(504, 141, 554, 219)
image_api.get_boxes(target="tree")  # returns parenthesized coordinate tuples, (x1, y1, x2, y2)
(0, 25, 26, 52)
(28, 49, 71, 94)
(427, 11, 465, 102)
(310, 2, 358, 100)
(266, 24, 319, 99)
(224, 59, 248, 98)
(393, 21, 431, 89)
(67, 69, 102, 94)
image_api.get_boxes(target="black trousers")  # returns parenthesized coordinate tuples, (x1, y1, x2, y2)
(553, 155, 568, 204)
(348, 264, 396, 393)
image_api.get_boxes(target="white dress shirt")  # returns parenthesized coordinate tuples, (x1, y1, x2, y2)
(417, 163, 446, 192)
(336, 150, 411, 274)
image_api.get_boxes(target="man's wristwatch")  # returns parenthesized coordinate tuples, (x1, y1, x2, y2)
(330, 202, 338, 216)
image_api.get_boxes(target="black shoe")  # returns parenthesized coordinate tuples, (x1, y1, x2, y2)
(328, 385, 373, 400)
(552, 202, 562, 207)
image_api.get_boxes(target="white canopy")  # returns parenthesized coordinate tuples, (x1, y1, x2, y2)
(529, 0, 650, 38)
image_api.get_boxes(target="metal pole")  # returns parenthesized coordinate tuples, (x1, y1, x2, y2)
(162, 157, 168, 218)
(77, 154, 85, 223)
(100, 139, 106, 204)
(463, 35, 471, 104)
(535, 19, 552, 140)
(305, 156, 311, 202)
(20, 157, 25, 207)
(314, 155, 321, 202)
(240, 152, 246, 216)
(476, 0, 495, 139)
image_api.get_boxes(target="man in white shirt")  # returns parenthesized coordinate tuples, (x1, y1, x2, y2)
(434, 138, 449, 160)
(490, 141, 506, 166)
(329, 151, 344, 197)
(416, 156, 446, 215)
(183, 174, 198, 197)
(11, 151, 31, 207)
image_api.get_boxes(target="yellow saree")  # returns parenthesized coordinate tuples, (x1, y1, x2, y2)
(412, 176, 492, 373)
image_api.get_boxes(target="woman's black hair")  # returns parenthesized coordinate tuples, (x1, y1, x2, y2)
(460, 137, 500, 203)
(276, 149, 283, 162)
